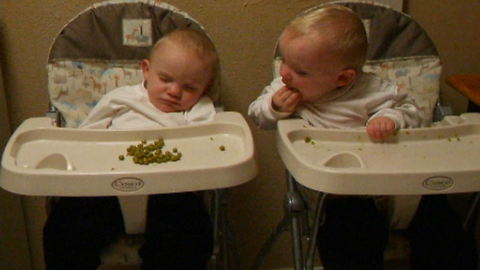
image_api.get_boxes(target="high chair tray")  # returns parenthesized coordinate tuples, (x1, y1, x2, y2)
(278, 113, 480, 195)
(1, 112, 257, 196)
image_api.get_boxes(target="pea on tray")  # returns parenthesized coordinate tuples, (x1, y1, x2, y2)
(119, 138, 182, 165)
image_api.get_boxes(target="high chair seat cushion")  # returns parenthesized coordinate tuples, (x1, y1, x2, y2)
(48, 60, 144, 127)
(363, 56, 441, 126)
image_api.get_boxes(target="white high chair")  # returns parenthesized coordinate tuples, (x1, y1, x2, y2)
(0, 1, 257, 269)
(252, 1, 480, 269)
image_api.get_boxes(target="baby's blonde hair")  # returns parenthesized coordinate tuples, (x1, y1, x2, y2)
(285, 5, 368, 71)
(150, 28, 220, 99)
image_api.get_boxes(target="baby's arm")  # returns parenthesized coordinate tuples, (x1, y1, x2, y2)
(79, 96, 116, 129)
(366, 116, 396, 141)
(365, 77, 423, 140)
(248, 77, 296, 129)
(79, 86, 130, 129)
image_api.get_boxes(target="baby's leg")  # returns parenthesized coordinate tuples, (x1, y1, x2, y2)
(317, 196, 389, 270)
(139, 192, 213, 270)
(43, 196, 124, 270)
(407, 195, 478, 270)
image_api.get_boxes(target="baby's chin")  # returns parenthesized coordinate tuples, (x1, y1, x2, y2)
(155, 104, 180, 113)
(155, 103, 194, 113)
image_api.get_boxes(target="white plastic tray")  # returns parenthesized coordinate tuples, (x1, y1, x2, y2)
(277, 113, 480, 195)
(1, 112, 257, 196)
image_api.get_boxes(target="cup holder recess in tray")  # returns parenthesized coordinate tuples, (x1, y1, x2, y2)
(35, 153, 75, 171)
(322, 152, 364, 169)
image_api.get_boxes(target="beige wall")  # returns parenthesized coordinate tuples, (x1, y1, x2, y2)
(407, 0, 480, 113)
(0, 53, 31, 269)
(0, 0, 479, 269)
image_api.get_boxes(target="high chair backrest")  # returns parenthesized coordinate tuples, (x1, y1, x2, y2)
(273, 0, 441, 126)
(47, 0, 219, 127)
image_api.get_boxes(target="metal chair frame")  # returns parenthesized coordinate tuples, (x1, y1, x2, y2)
(252, 170, 479, 270)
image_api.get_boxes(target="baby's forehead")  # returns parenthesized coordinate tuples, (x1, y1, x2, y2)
(280, 30, 334, 53)
(151, 39, 180, 55)
(155, 39, 214, 61)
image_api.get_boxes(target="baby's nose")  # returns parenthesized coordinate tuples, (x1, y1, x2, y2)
(281, 73, 292, 85)
(280, 65, 292, 84)
(168, 84, 181, 97)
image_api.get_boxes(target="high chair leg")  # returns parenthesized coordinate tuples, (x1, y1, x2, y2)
(210, 189, 239, 270)
(210, 190, 220, 270)
(251, 216, 291, 270)
(217, 189, 230, 270)
(286, 173, 306, 270)
(305, 192, 328, 270)
(251, 171, 311, 270)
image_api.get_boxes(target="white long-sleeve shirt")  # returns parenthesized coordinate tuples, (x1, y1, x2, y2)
(80, 83, 216, 129)
(248, 73, 423, 130)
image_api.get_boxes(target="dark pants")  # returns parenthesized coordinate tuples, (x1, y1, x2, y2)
(43, 193, 213, 270)
(317, 195, 478, 270)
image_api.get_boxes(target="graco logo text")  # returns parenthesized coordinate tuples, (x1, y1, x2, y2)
(422, 176, 454, 190)
(112, 177, 144, 192)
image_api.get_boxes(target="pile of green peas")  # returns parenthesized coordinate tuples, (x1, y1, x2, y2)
(118, 138, 182, 165)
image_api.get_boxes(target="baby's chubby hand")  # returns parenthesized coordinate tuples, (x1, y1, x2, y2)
(367, 116, 396, 141)
(272, 86, 302, 113)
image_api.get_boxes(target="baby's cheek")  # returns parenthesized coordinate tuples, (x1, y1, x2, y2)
(183, 95, 201, 109)
(302, 93, 320, 103)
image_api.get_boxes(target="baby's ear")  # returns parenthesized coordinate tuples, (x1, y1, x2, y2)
(336, 68, 357, 87)
(141, 59, 150, 74)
